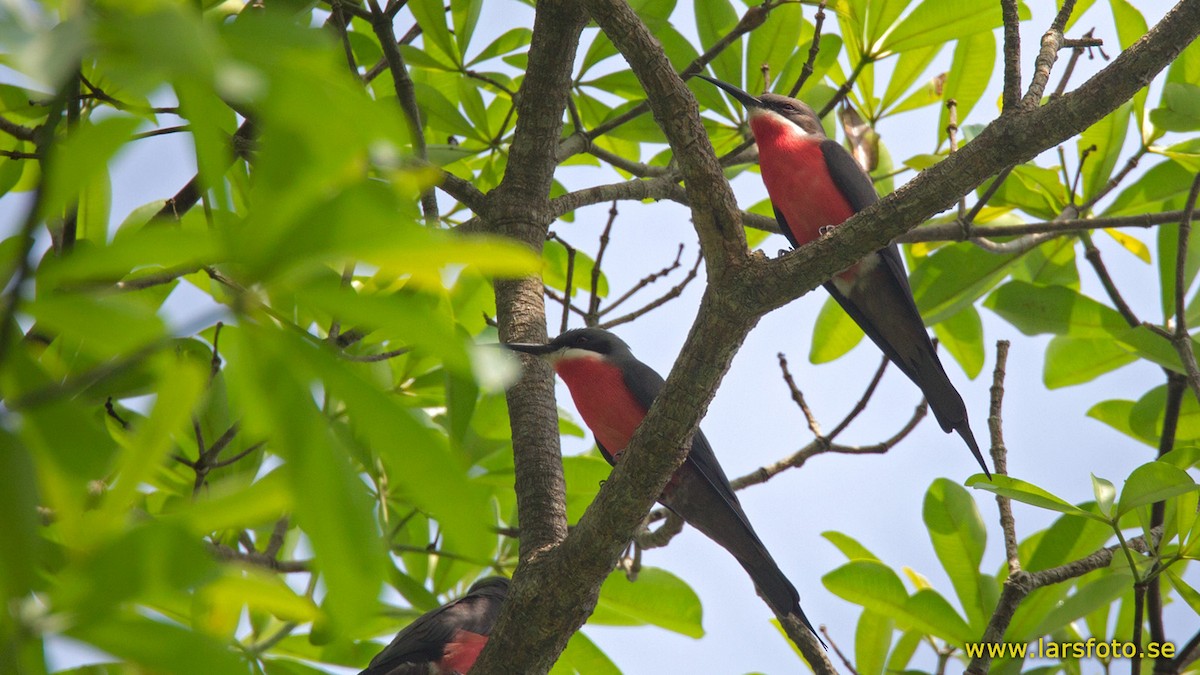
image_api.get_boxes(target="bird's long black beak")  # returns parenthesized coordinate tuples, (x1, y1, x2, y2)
(697, 74, 763, 109)
(502, 342, 558, 356)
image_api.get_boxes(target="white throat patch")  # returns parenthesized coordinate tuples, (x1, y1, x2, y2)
(549, 347, 606, 365)
(748, 107, 813, 137)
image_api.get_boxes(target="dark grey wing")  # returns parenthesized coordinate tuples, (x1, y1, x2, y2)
(819, 138, 878, 212)
(612, 356, 738, 506)
(362, 590, 504, 675)
(772, 206, 801, 250)
(615, 356, 808, 626)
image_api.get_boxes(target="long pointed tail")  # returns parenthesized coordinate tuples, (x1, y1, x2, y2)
(664, 457, 825, 646)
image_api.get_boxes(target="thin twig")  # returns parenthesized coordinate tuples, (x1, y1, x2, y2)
(547, 232, 576, 334)
(599, 244, 685, 317)
(207, 542, 310, 573)
(777, 352, 823, 438)
(1022, 0, 1078, 109)
(788, 0, 826, 97)
(587, 203, 618, 325)
(731, 400, 928, 491)
(596, 251, 701, 329)
(367, 0, 438, 224)
(989, 340, 1020, 571)
(820, 625, 859, 675)
(1081, 231, 1140, 327)
(826, 354, 889, 441)
(947, 99, 966, 219)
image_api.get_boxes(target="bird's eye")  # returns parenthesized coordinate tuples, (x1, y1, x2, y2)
(578, 336, 590, 343)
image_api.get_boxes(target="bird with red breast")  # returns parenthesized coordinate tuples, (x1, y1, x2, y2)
(361, 576, 508, 675)
(505, 328, 821, 644)
(697, 74, 990, 477)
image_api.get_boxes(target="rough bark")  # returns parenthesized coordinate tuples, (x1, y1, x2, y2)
(475, 0, 1200, 672)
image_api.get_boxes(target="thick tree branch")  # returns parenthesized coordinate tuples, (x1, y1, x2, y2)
(582, 0, 750, 268)
(473, 1, 589, 671)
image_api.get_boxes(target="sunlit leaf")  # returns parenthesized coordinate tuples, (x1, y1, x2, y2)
(810, 295, 865, 363)
(590, 567, 704, 638)
(965, 475, 1105, 522)
(1116, 461, 1198, 517)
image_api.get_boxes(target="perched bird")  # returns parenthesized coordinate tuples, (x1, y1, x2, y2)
(697, 74, 990, 477)
(505, 328, 821, 642)
(361, 577, 509, 675)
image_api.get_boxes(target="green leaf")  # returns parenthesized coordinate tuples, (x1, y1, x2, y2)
(1164, 569, 1200, 615)
(822, 531, 882, 561)
(855, 610, 894, 675)
(201, 569, 322, 625)
(76, 166, 112, 246)
(923, 479, 987, 628)
(939, 30, 995, 145)
(67, 614, 246, 675)
(467, 27, 532, 66)
(1092, 474, 1117, 517)
(1150, 83, 1200, 132)
(590, 567, 704, 638)
(1000, 165, 1070, 219)
(43, 116, 140, 222)
(410, 0, 459, 67)
(910, 243, 1020, 324)
(810, 295, 865, 363)
(551, 631, 622, 675)
(881, 45, 941, 114)
(823, 561, 974, 644)
(226, 327, 384, 632)
(1106, 158, 1195, 216)
(983, 281, 1129, 338)
(1116, 461, 1198, 517)
(746, 2, 802, 94)
(1032, 569, 1131, 638)
(933, 305, 984, 379)
(25, 292, 166, 360)
(1079, 102, 1132, 203)
(881, 0, 1019, 55)
(1088, 396, 1154, 445)
(965, 475, 1105, 521)
(101, 356, 208, 524)
(695, 0, 741, 88)
(1011, 237, 1079, 289)
(1129, 383, 1200, 445)
(1043, 335, 1138, 388)
(562, 454, 612, 523)
(451, 0, 483, 61)
(0, 430, 40, 604)
(823, 560, 908, 613)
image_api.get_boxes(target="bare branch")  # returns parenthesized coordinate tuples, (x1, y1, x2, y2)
(777, 352, 823, 438)
(788, 1, 827, 98)
(366, 0, 438, 224)
(1022, 0, 1078, 108)
(597, 251, 702, 329)
(599, 244, 685, 317)
(207, 542, 310, 573)
(988, 340, 1020, 572)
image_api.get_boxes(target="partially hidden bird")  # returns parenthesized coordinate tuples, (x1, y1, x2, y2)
(360, 576, 509, 675)
(697, 74, 990, 477)
(505, 328, 821, 643)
